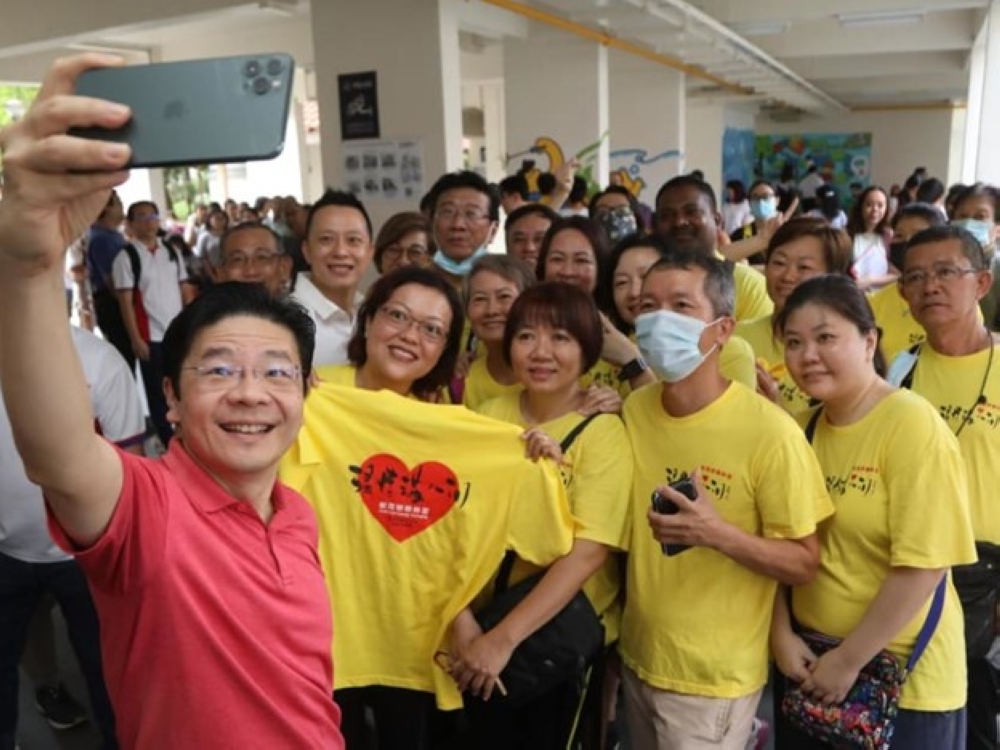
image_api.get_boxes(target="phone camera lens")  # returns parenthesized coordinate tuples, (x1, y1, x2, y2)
(244, 60, 262, 78)
(252, 76, 271, 96)
(266, 58, 284, 76)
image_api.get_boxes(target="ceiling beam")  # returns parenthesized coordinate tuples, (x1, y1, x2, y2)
(690, 0, 987, 25)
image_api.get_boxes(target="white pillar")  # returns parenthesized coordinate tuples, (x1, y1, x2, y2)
(968, 0, 1000, 183)
(503, 26, 610, 193)
(609, 49, 685, 203)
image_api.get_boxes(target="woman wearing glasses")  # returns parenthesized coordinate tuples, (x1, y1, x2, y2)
(316, 266, 464, 401)
(770, 274, 976, 749)
(374, 212, 434, 275)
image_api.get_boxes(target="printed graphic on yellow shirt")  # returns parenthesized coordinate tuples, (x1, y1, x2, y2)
(937, 399, 1000, 431)
(662, 465, 732, 502)
(350, 455, 468, 542)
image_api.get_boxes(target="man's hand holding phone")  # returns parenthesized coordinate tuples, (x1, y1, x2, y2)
(648, 471, 725, 556)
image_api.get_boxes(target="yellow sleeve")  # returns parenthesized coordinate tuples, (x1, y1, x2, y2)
(507, 459, 576, 565)
(565, 415, 632, 549)
(752, 426, 834, 539)
(720, 336, 757, 389)
(885, 409, 977, 568)
(734, 265, 774, 322)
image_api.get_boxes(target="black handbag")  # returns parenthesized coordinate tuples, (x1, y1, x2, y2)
(472, 415, 606, 708)
(953, 541, 1000, 659)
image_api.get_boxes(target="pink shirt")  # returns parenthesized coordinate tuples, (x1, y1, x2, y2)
(50, 441, 344, 749)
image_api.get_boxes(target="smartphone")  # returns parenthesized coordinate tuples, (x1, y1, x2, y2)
(70, 54, 295, 168)
(651, 478, 698, 556)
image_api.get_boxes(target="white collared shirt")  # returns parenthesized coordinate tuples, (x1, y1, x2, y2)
(291, 272, 364, 367)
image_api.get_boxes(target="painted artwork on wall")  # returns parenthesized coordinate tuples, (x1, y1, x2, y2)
(722, 127, 756, 191)
(505, 135, 683, 202)
(755, 132, 872, 204)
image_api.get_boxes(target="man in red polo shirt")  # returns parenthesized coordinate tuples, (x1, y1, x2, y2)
(0, 55, 344, 749)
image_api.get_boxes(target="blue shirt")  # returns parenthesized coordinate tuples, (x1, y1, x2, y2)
(87, 225, 127, 294)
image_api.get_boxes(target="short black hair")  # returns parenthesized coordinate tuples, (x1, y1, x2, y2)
(568, 175, 588, 204)
(644, 251, 735, 318)
(162, 282, 315, 398)
(427, 171, 500, 222)
(537, 173, 557, 196)
(347, 266, 465, 394)
(915, 177, 945, 204)
(220, 222, 284, 258)
(306, 189, 373, 240)
(499, 174, 529, 200)
(903, 225, 987, 271)
(504, 203, 560, 232)
(892, 202, 947, 231)
(127, 200, 159, 222)
(655, 175, 718, 213)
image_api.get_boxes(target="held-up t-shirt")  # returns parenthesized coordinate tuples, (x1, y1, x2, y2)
(735, 314, 811, 414)
(792, 391, 976, 711)
(280, 384, 574, 710)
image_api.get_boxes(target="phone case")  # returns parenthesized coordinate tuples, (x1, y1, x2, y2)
(651, 479, 698, 556)
(70, 53, 295, 168)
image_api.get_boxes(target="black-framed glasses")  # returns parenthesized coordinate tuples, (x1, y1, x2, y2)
(899, 265, 978, 288)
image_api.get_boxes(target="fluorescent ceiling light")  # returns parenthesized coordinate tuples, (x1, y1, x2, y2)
(730, 21, 789, 37)
(837, 11, 925, 28)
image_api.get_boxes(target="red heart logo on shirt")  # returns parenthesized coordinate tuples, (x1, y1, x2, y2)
(350, 454, 461, 542)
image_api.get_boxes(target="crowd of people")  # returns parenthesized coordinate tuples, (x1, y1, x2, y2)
(1, 54, 999, 750)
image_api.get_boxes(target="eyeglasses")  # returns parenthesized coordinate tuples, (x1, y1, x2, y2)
(899, 264, 978, 288)
(382, 244, 430, 264)
(133, 214, 160, 222)
(183, 364, 303, 390)
(223, 252, 281, 269)
(436, 206, 490, 224)
(377, 305, 448, 343)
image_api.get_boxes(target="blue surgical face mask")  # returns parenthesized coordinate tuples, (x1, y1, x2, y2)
(635, 309, 721, 383)
(596, 206, 638, 244)
(750, 197, 778, 221)
(432, 245, 490, 277)
(952, 218, 994, 247)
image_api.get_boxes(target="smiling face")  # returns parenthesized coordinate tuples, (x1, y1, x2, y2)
(655, 184, 719, 255)
(220, 226, 292, 297)
(782, 302, 877, 403)
(542, 228, 598, 293)
(165, 315, 304, 490)
(506, 212, 552, 269)
(862, 190, 887, 232)
(765, 235, 829, 311)
(509, 322, 584, 397)
(380, 229, 431, 275)
(302, 205, 373, 300)
(613, 245, 661, 327)
(467, 270, 521, 346)
(363, 283, 452, 394)
(899, 238, 991, 331)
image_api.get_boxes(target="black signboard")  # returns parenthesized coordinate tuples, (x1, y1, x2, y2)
(338, 71, 380, 140)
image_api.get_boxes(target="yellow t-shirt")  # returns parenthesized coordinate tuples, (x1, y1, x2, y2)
(475, 394, 632, 643)
(734, 263, 774, 323)
(280, 384, 575, 710)
(462, 356, 522, 412)
(579, 359, 629, 396)
(620, 382, 833, 698)
(869, 284, 925, 364)
(735, 314, 811, 414)
(908, 343, 1000, 543)
(719, 334, 757, 390)
(316, 363, 358, 387)
(792, 391, 977, 711)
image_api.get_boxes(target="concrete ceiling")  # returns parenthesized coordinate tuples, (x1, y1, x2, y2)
(521, 0, 984, 112)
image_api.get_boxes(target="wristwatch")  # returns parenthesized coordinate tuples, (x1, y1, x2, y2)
(617, 356, 649, 382)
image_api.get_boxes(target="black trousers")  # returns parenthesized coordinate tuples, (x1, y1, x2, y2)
(92, 291, 135, 376)
(967, 657, 1000, 750)
(336, 685, 443, 750)
(0, 551, 117, 750)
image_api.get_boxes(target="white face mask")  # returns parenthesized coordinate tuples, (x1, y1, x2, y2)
(635, 309, 721, 383)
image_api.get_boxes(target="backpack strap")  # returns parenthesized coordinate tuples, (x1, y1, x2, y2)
(906, 578, 947, 673)
(898, 343, 922, 391)
(804, 408, 823, 444)
(123, 242, 141, 288)
(494, 413, 601, 595)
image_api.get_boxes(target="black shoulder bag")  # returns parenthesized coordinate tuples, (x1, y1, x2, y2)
(472, 414, 606, 708)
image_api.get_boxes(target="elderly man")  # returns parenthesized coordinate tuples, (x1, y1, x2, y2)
(217, 221, 293, 297)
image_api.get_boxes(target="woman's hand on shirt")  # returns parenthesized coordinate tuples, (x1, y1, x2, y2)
(578, 386, 622, 416)
(521, 427, 564, 464)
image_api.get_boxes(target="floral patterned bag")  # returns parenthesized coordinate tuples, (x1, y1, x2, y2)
(781, 580, 946, 749)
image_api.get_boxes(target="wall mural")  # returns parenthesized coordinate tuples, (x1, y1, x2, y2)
(722, 127, 756, 190)
(754, 132, 873, 204)
(505, 135, 683, 201)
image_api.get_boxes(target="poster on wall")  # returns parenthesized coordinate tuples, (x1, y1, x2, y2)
(755, 132, 872, 205)
(722, 127, 756, 191)
(342, 139, 424, 201)
(338, 71, 380, 140)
